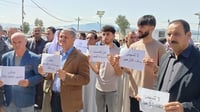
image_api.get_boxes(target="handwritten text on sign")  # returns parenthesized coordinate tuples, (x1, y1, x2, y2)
(89, 45, 109, 63)
(120, 49, 145, 70)
(0, 66, 25, 85)
(41, 53, 61, 73)
(138, 87, 169, 112)
(74, 39, 88, 54)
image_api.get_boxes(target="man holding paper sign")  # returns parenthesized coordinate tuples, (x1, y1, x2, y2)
(157, 20, 200, 112)
(128, 15, 166, 112)
(38, 28, 89, 112)
(94, 25, 122, 112)
(0, 32, 43, 112)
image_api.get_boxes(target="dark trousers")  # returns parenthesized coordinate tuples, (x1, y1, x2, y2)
(51, 91, 62, 112)
(35, 81, 43, 109)
(130, 97, 142, 112)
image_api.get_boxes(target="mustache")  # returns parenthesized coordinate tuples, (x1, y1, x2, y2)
(170, 40, 178, 44)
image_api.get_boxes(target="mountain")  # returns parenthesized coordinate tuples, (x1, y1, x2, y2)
(0, 22, 118, 32)
(0, 23, 21, 29)
(57, 23, 101, 32)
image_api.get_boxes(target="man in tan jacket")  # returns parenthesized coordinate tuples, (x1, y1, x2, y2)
(38, 28, 90, 112)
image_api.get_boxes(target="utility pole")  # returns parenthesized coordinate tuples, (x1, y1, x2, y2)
(75, 17, 80, 32)
(96, 11, 105, 32)
(22, 0, 24, 32)
(77, 17, 80, 32)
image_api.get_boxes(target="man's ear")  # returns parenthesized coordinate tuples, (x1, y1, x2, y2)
(186, 32, 191, 40)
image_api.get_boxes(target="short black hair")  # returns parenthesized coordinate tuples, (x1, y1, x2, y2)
(137, 15, 156, 27)
(169, 19, 190, 34)
(47, 26, 56, 34)
(87, 31, 98, 40)
(101, 25, 116, 34)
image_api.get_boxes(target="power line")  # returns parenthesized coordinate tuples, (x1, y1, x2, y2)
(0, 0, 43, 9)
(0, 0, 20, 5)
(30, 0, 73, 23)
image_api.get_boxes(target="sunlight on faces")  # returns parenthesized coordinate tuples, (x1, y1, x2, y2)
(58, 30, 75, 51)
(167, 22, 191, 55)
(102, 32, 115, 45)
(137, 25, 153, 39)
(33, 27, 42, 39)
(87, 33, 96, 45)
(46, 29, 54, 41)
(127, 31, 138, 44)
(11, 32, 27, 52)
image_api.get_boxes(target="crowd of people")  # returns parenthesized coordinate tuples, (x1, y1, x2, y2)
(0, 14, 200, 112)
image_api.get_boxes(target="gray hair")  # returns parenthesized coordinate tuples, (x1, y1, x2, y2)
(62, 28, 77, 38)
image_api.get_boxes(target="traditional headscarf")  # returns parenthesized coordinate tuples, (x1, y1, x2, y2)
(47, 30, 62, 53)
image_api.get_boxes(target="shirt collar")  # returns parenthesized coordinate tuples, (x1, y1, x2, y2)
(169, 44, 192, 59)
(61, 46, 75, 57)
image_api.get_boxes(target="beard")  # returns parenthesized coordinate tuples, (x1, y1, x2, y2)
(138, 31, 149, 39)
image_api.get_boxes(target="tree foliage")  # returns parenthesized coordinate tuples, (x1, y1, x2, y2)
(34, 18, 45, 32)
(34, 18, 43, 27)
(21, 21, 30, 34)
(115, 15, 130, 37)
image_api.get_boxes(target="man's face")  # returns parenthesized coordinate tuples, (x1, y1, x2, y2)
(167, 22, 191, 54)
(102, 31, 114, 45)
(127, 32, 138, 45)
(33, 27, 42, 39)
(137, 25, 153, 39)
(11, 34, 27, 52)
(58, 30, 75, 51)
(46, 29, 54, 42)
(7, 28, 18, 39)
(87, 33, 96, 45)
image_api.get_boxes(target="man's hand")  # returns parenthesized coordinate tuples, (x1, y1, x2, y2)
(38, 64, 46, 76)
(57, 69, 72, 81)
(164, 101, 184, 112)
(0, 80, 4, 87)
(18, 79, 30, 87)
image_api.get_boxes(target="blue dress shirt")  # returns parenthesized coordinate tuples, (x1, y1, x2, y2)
(52, 47, 75, 92)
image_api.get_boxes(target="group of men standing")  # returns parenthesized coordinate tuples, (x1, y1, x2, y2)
(0, 14, 200, 112)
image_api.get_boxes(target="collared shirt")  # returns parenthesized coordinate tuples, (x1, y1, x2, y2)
(26, 37, 46, 54)
(160, 45, 192, 92)
(52, 47, 75, 92)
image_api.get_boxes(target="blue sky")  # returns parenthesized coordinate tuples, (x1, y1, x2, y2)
(1, 0, 200, 30)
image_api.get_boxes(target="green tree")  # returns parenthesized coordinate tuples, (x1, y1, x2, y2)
(34, 18, 45, 32)
(21, 21, 30, 34)
(115, 15, 130, 37)
(34, 18, 43, 27)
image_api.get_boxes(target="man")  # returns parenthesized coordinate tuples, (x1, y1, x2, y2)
(157, 19, 200, 112)
(5, 27, 19, 50)
(26, 26, 46, 111)
(129, 15, 166, 112)
(0, 32, 43, 112)
(0, 25, 10, 112)
(38, 28, 90, 112)
(46, 26, 56, 42)
(0, 25, 9, 65)
(118, 30, 138, 112)
(95, 25, 122, 112)
(26, 26, 46, 54)
(82, 32, 98, 112)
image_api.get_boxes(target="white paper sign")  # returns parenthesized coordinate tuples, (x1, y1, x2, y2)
(0, 66, 25, 85)
(120, 49, 145, 70)
(138, 87, 169, 112)
(41, 53, 61, 73)
(89, 45, 109, 63)
(74, 39, 88, 53)
(0, 66, 2, 77)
